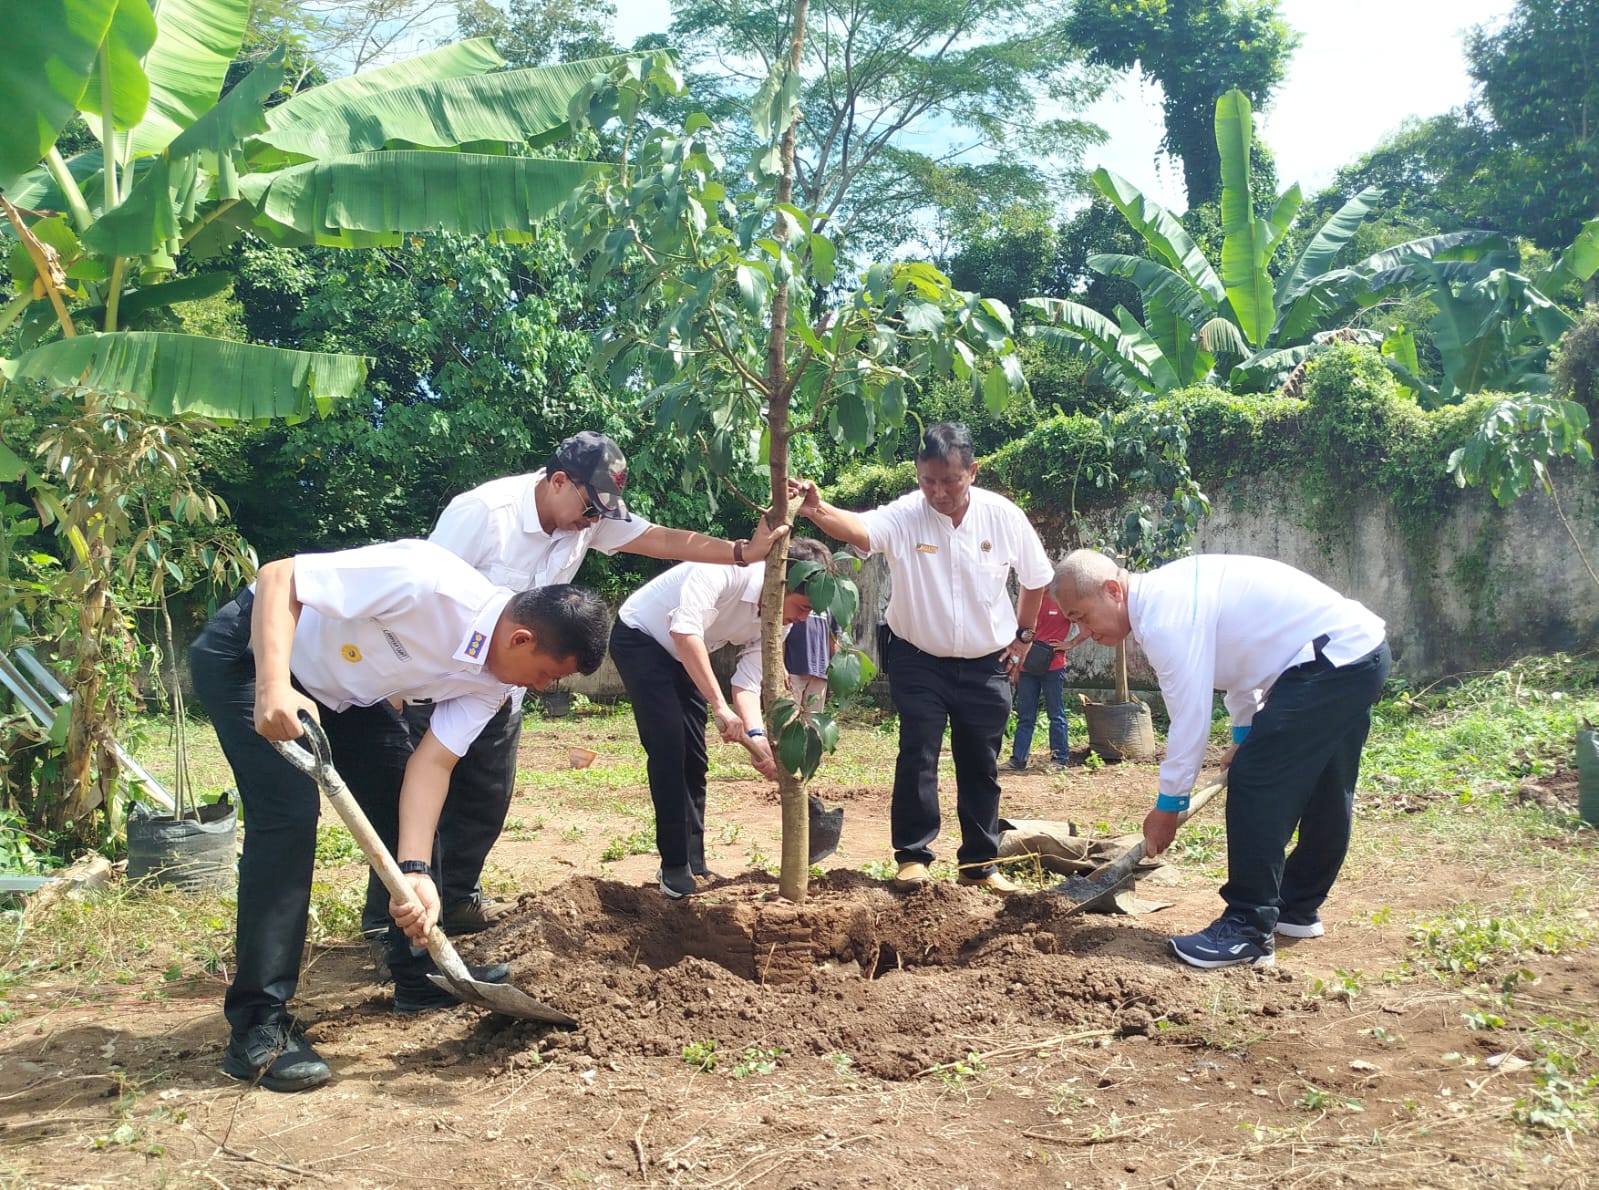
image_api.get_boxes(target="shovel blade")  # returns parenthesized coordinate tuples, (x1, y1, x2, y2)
(425, 973, 577, 1026)
(808, 798, 843, 863)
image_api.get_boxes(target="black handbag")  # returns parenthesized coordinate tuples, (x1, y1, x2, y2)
(1020, 639, 1054, 676)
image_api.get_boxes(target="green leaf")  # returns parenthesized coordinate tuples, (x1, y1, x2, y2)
(167, 47, 285, 166)
(0, 0, 118, 192)
(128, 0, 250, 157)
(1092, 167, 1224, 303)
(80, 155, 178, 257)
(829, 576, 859, 631)
(768, 697, 800, 740)
(1215, 89, 1271, 348)
(802, 724, 824, 779)
(48, 704, 72, 747)
(901, 300, 943, 336)
(1022, 296, 1158, 397)
(0, 441, 25, 482)
(786, 559, 822, 592)
(79, 0, 158, 131)
(827, 649, 862, 696)
(256, 54, 628, 160)
(836, 388, 871, 446)
(806, 233, 836, 287)
(7, 216, 81, 290)
(812, 711, 840, 752)
(982, 362, 1009, 414)
(1274, 186, 1381, 318)
(807, 571, 839, 615)
(242, 152, 606, 245)
(735, 263, 769, 315)
(777, 718, 808, 776)
(2, 331, 367, 420)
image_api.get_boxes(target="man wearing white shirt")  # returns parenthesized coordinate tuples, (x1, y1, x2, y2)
(1052, 549, 1391, 969)
(792, 422, 1054, 894)
(611, 538, 835, 897)
(397, 432, 785, 936)
(189, 540, 609, 1091)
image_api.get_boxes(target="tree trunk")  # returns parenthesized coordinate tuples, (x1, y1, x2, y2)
(761, 0, 811, 904)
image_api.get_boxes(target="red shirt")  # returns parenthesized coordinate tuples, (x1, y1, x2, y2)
(1034, 592, 1069, 672)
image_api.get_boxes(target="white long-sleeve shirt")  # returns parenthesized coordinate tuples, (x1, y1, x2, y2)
(1129, 554, 1386, 799)
(618, 562, 784, 693)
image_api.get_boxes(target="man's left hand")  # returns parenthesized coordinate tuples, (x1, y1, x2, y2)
(745, 516, 789, 562)
(391, 872, 440, 943)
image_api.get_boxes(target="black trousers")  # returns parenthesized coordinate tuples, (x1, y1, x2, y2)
(609, 621, 711, 873)
(1222, 641, 1393, 936)
(188, 591, 414, 1035)
(353, 698, 521, 933)
(883, 634, 1013, 874)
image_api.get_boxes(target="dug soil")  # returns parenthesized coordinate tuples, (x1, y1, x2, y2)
(3, 733, 1597, 1187)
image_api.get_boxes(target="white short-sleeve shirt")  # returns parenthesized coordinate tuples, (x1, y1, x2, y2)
(858, 486, 1053, 658)
(1129, 554, 1386, 799)
(287, 540, 518, 757)
(618, 562, 783, 693)
(428, 468, 653, 589)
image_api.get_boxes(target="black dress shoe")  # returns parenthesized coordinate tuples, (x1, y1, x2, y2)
(657, 863, 696, 899)
(441, 896, 513, 936)
(222, 1019, 331, 1092)
(393, 958, 512, 1014)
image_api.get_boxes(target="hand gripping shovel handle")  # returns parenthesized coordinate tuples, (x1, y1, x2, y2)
(1058, 775, 1228, 913)
(270, 712, 469, 983)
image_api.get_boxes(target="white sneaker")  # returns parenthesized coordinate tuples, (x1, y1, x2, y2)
(1274, 916, 1325, 939)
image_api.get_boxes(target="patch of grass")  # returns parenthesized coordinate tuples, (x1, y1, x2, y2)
(1514, 1032, 1599, 1136)
(1305, 968, 1365, 1005)
(731, 1045, 782, 1078)
(1296, 1083, 1364, 1113)
(314, 823, 362, 865)
(1409, 894, 1592, 979)
(600, 828, 655, 862)
(683, 1039, 718, 1071)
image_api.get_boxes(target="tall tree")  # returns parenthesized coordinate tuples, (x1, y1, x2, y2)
(666, 0, 1110, 261)
(1064, 0, 1299, 209)
(1459, 0, 1599, 250)
(453, 0, 620, 68)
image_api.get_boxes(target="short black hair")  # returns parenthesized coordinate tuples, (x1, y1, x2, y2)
(786, 537, 836, 574)
(918, 421, 975, 468)
(504, 584, 610, 674)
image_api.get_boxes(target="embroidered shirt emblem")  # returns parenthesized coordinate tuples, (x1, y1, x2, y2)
(980, 540, 993, 552)
(464, 630, 487, 659)
(382, 629, 411, 662)
(340, 644, 362, 663)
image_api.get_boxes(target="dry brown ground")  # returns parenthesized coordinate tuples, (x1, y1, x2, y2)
(3, 720, 1597, 1189)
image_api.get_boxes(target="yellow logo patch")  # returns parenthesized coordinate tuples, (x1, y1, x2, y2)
(341, 644, 362, 663)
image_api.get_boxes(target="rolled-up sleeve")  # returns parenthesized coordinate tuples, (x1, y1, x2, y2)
(665, 566, 729, 639)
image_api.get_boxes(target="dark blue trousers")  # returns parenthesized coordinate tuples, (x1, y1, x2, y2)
(884, 634, 1012, 875)
(189, 590, 413, 1036)
(609, 621, 711, 874)
(1221, 642, 1392, 936)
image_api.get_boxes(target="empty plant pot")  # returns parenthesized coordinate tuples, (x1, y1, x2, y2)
(568, 746, 598, 769)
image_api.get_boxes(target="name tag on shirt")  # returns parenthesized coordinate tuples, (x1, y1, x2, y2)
(916, 543, 938, 554)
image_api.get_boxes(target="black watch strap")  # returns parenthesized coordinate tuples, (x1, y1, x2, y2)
(1015, 627, 1035, 643)
(398, 859, 434, 878)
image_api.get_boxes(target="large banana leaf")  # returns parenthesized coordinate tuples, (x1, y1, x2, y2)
(127, 0, 250, 158)
(1230, 344, 1312, 393)
(1540, 218, 1599, 288)
(1022, 296, 1157, 397)
(0, 0, 118, 191)
(79, 155, 178, 256)
(1353, 231, 1508, 277)
(1215, 89, 1272, 348)
(2, 332, 367, 420)
(1273, 186, 1382, 316)
(1092, 168, 1225, 304)
(255, 55, 630, 161)
(1273, 269, 1367, 344)
(240, 152, 607, 245)
(1263, 184, 1302, 257)
(1144, 289, 1213, 387)
(1114, 306, 1179, 394)
(1087, 253, 1217, 331)
(78, 0, 157, 131)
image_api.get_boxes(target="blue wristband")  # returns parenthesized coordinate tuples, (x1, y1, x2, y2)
(1231, 724, 1251, 744)
(1155, 793, 1189, 813)
(746, 728, 765, 738)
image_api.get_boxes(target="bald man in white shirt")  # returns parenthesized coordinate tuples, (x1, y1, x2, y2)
(792, 422, 1054, 894)
(610, 538, 836, 898)
(189, 540, 610, 1091)
(1053, 549, 1391, 969)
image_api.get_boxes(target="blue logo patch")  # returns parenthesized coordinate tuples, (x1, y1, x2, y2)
(464, 630, 487, 659)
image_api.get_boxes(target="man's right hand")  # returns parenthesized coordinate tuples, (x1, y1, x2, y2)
(1142, 807, 1179, 857)
(255, 682, 320, 740)
(712, 704, 745, 744)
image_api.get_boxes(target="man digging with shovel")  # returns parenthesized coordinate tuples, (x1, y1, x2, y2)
(1052, 550, 1391, 969)
(189, 541, 610, 1090)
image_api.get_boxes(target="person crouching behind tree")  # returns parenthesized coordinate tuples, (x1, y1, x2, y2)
(189, 540, 609, 1091)
(609, 538, 837, 898)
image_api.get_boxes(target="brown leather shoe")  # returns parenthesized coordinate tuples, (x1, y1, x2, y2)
(957, 870, 1022, 894)
(441, 896, 512, 935)
(891, 861, 931, 890)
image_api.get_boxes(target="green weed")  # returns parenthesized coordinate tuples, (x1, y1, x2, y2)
(1410, 900, 1590, 978)
(314, 823, 362, 866)
(1296, 1083, 1364, 1113)
(683, 1039, 718, 1071)
(600, 829, 654, 862)
(731, 1045, 783, 1078)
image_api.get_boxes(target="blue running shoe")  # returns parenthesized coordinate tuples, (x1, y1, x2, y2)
(1169, 917, 1275, 968)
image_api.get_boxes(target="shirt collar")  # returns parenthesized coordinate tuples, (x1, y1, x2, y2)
(452, 588, 515, 669)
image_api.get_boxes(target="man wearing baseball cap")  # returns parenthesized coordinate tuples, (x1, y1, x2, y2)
(362, 432, 787, 945)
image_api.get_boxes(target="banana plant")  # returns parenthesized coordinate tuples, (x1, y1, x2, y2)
(2, 0, 663, 420)
(1022, 88, 1513, 398)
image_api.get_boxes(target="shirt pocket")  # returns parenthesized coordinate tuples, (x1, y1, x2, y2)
(486, 563, 533, 590)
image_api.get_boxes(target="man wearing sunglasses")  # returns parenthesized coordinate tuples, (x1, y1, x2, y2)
(360, 432, 787, 948)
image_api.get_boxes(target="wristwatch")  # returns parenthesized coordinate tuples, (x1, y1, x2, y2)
(1015, 627, 1036, 643)
(398, 859, 434, 879)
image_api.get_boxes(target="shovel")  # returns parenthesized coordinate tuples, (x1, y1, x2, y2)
(807, 794, 843, 862)
(271, 713, 576, 1026)
(1054, 777, 1227, 915)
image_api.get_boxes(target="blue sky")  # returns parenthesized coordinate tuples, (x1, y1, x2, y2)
(612, 0, 1518, 211)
